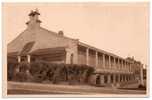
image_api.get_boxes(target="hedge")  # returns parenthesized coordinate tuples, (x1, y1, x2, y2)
(7, 61, 18, 81)
(7, 60, 95, 84)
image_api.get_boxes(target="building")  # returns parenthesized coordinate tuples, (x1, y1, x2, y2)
(7, 9, 143, 86)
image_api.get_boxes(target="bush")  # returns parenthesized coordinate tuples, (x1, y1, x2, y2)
(138, 84, 146, 90)
(8, 60, 95, 84)
(18, 62, 30, 72)
(13, 72, 28, 82)
(29, 60, 95, 84)
(7, 61, 18, 81)
(29, 60, 49, 82)
(8, 61, 32, 82)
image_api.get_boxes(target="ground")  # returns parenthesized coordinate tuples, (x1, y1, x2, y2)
(7, 81, 146, 95)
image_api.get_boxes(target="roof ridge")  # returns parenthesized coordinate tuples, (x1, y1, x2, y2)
(39, 27, 78, 41)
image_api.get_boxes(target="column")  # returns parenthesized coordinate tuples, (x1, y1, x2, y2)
(124, 75, 126, 82)
(100, 75, 105, 84)
(125, 75, 127, 82)
(17, 56, 21, 63)
(66, 51, 70, 64)
(118, 59, 120, 70)
(102, 54, 105, 68)
(121, 60, 123, 70)
(86, 48, 89, 66)
(107, 74, 111, 84)
(126, 62, 129, 72)
(95, 52, 98, 68)
(140, 64, 144, 85)
(122, 60, 124, 71)
(124, 61, 127, 71)
(113, 57, 116, 69)
(130, 63, 132, 72)
(109, 56, 111, 69)
(122, 75, 125, 82)
(113, 74, 116, 84)
(130, 75, 132, 81)
(128, 63, 130, 72)
(118, 74, 120, 83)
(16, 56, 21, 73)
(120, 75, 123, 82)
(128, 75, 130, 81)
(27, 55, 31, 63)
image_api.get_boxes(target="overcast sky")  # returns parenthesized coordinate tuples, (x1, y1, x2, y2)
(3, 3, 149, 65)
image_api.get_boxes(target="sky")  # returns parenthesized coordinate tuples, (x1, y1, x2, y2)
(2, 2, 149, 66)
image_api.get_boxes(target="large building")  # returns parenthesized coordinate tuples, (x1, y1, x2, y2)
(7, 10, 143, 86)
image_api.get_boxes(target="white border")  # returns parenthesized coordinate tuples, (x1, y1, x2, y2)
(1, 0, 150, 3)
(0, 0, 151, 99)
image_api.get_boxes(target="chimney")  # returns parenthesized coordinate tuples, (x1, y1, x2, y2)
(58, 30, 64, 36)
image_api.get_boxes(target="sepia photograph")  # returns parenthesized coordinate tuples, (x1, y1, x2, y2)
(2, 2, 149, 97)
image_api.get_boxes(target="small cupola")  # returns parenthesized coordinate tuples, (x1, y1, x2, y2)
(26, 9, 42, 29)
(58, 30, 64, 36)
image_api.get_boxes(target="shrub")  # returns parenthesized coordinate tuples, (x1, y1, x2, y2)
(18, 62, 30, 72)
(8, 61, 33, 82)
(29, 61, 95, 84)
(8, 60, 95, 84)
(29, 60, 49, 82)
(13, 72, 28, 82)
(7, 61, 18, 81)
(138, 84, 146, 90)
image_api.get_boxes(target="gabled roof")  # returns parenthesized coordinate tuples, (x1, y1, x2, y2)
(7, 26, 77, 55)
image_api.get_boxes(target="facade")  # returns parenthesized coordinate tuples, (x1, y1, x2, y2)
(7, 10, 143, 86)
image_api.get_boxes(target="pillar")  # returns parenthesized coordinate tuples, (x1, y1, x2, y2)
(107, 74, 111, 84)
(127, 75, 129, 82)
(129, 63, 132, 72)
(27, 55, 31, 63)
(16, 56, 21, 73)
(113, 57, 116, 69)
(86, 48, 89, 66)
(118, 74, 120, 83)
(109, 56, 111, 69)
(66, 51, 70, 64)
(130, 75, 132, 81)
(124, 75, 127, 82)
(118, 59, 120, 70)
(113, 74, 116, 84)
(125, 61, 127, 71)
(130, 63, 132, 72)
(95, 52, 98, 68)
(120, 75, 123, 82)
(102, 54, 105, 68)
(124, 75, 126, 82)
(122, 75, 125, 82)
(122, 60, 124, 70)
(140, 64, 144, 85)
(17, 56, 21, 63)
(128, 63, 130, 72)
(100, 75, 104, 84)
(121, 60, 123, 70)
(127, 62, 129, 72)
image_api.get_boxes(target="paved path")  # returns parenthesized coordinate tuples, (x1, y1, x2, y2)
(7, 81, 146, 95)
